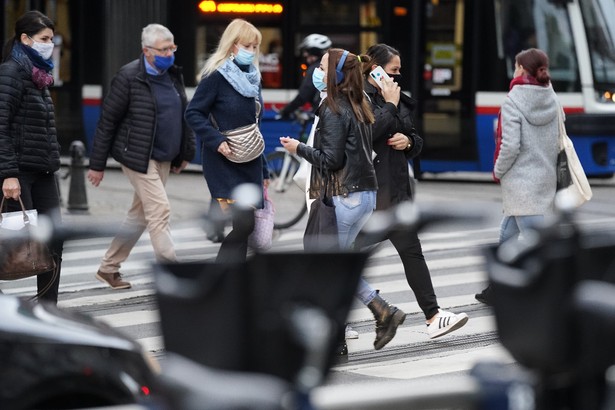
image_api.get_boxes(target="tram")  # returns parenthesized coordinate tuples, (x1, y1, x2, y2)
(3, 0, 614, 176)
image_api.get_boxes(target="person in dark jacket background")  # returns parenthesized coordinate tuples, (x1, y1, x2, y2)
(185, 19, 269, 264)
(360, 44, 468, 339)
(87, 23, 195, 290)
(277, 33, 332, 119)
(0, 10, 63, 303)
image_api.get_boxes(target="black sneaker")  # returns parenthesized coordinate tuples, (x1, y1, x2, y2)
(206, 231, 225, 243)
(475, 286, 493, 306)
(333, 341, 348, 364)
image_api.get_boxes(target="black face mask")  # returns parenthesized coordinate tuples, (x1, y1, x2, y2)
(388, 73, 402, 84)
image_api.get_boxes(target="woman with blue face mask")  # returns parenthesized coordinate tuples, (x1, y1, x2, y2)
(185, 19, 270, 263)
(280, 49, 407, 355)
(0, 10, 62, 303)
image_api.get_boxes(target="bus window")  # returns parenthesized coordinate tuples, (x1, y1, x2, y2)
(260, 29, 283, 88)
(298, 0, 361, 26)
(578, 0, 615, 101)
(499, 0, 580, 92)
(421, 0, 468, 159)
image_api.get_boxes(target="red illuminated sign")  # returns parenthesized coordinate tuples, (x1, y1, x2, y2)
(198, 1, 283, 14)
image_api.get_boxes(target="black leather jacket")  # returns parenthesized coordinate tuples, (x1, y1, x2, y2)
(364, 81, 422, 208)
(297, 96, 378, 198)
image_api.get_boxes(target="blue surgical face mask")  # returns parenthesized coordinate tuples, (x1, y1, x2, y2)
(234, 48, 255, 65)
(154, 54, 175, 71)
(312, 68, 326, 92)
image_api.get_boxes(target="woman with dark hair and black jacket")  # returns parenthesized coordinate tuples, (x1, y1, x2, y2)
(361, 43, 468, 339)
(281, 48, 406, 353)
(0, 10, 62, 303)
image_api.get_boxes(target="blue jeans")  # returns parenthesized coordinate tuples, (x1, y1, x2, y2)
(499, 215, 544, 244)
(333, 190, 378, 305)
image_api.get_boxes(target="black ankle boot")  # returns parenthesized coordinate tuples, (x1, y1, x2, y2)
(367, 290, 406, 350)
(207, 230, 225, 243)
(333, 341, 348, 364)
(475, 285, 493, 306)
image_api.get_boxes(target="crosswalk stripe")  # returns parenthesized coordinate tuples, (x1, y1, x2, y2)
(343, 344, 514, 380)
(367, 271, 487, 294)
(136, 336, 164, 352)
(58, 288, 156, 308)
(95, 310, 160, 328)
(1, 217, 507, 381)
(365, 255, 485, 273)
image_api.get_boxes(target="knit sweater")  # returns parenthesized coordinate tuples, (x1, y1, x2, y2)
(495, 84, 560, 216)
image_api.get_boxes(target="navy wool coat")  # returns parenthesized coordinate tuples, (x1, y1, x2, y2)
(185, 68, 268, 201)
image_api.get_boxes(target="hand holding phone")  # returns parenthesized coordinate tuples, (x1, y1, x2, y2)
(369, 66, 391, 89)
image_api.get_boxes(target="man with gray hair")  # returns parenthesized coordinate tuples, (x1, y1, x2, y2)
(87, 23, 195, 289)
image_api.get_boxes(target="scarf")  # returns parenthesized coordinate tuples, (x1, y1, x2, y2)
(217, 58, 261, 98)
(12, 42, 54, 89)
(492, 75, 546, 182)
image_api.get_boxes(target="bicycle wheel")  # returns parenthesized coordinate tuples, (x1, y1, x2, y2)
(266, 150, 308, 229)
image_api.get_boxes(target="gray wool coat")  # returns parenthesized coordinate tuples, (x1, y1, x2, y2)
(494, 84, 561, 216)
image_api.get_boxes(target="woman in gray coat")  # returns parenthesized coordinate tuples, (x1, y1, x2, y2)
(476, 48, 560, 304)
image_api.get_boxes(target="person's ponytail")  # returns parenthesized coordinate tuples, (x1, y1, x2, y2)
(535, 65, 551, 85)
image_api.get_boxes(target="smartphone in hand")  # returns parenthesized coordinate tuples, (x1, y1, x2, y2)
(369, 66, 390, 89)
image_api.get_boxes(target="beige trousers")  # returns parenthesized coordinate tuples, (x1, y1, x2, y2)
(99, 160, 176, 273)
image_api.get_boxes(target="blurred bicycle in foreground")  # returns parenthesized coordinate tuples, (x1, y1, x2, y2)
(3, 188, 615, 409)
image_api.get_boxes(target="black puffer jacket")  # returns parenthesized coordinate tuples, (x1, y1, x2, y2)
(0, 58, 60, 179)
(297, 96, 378, 198)
(364, 81, 422, 209)
(89, 56, 195, 173)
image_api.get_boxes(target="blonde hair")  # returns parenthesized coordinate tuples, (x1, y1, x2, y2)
(199, 19, 262, 80)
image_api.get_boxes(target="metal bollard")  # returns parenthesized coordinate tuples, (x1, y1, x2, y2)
(67, 140, 89, 213)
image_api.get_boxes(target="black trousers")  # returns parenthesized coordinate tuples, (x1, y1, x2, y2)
(357, 226, 440, 320)
(1, 172, 63, 303)
(215, 207, 254, 264)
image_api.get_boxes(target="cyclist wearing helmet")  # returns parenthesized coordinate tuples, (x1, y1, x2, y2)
(278, 33, 332, 119)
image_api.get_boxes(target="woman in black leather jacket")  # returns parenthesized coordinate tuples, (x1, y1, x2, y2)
(361, 44, 468, 339)
(280, 48, 406, 352)
(0, 11, 62, 303)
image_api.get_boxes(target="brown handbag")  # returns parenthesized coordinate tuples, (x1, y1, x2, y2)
(0, 197, 56, 281)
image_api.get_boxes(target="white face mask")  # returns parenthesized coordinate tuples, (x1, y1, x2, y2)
(30, 39, 54, 60)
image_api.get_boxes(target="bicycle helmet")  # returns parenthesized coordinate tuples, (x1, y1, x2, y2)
(299, 33, 332, 56)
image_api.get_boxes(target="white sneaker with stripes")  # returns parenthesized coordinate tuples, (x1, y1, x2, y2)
(345, 324, 359, 339)
(427, 310, 469, 339)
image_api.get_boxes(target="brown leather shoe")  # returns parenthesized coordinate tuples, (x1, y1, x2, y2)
(96, 271, 131, 290)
